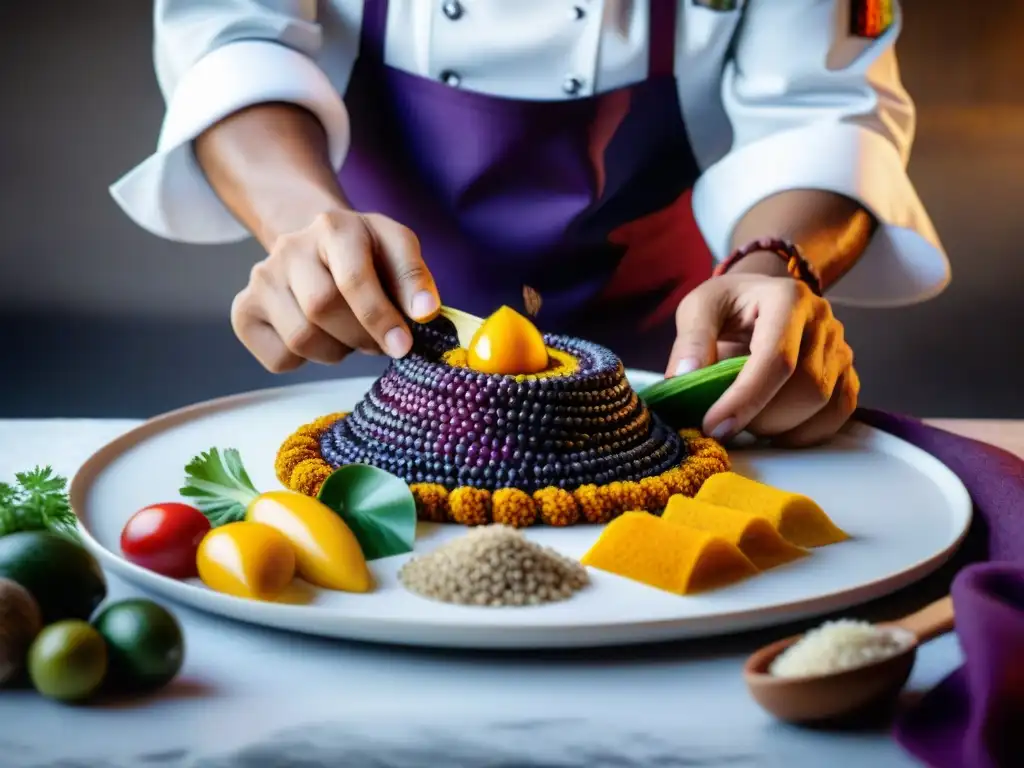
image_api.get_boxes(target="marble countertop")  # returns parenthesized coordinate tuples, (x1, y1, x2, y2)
(2, 417, 1019, 768)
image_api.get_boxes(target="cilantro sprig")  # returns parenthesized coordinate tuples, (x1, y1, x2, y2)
(179, 448, 261, 527)
(0, 466, 80, 541)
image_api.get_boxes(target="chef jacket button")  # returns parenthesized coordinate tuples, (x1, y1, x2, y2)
(571, 5, 586, 19)
(442, 1, 464, 20)
(563, 76, 583, 96)
(441, 70, 462, 87)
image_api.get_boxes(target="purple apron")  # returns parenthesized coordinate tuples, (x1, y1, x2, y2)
(339, 0, 713, 371)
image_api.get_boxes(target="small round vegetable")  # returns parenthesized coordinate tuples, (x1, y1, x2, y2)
(92, 599, 184, 692)
(28, 620, 108, 702)
(0, 577, 43, 686)
(121, 503, 211, 579)
(0, 531, 107, 624)
(196, 521, 296, 601)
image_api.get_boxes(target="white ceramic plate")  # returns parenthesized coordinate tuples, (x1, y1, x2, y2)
(70, 371, 971, 649)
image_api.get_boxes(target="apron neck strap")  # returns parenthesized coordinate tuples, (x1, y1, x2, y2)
(648, 1, 678, 78)
(360, 1, 677, 78)
(359, 0, 389, 64)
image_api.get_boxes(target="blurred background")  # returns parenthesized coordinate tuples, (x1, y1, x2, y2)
(0, 0, 1021, 418)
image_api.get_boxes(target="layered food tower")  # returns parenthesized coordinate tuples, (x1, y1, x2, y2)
(275, 306, 729, 527)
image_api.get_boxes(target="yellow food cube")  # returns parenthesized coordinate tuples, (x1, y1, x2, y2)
(695, 472, 848, 548)
(662, 495, 807, 570)
(580, 512, 757, 595)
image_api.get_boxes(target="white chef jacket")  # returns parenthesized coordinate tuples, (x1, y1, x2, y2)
(110, 0, 950, 308)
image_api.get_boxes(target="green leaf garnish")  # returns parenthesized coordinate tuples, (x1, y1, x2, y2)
(439, 306, 484, 348)
(316, 465, 417, 561)
(180, 448, 261, 526)
(0, 466, 79, 541)
(638, 355, 750, 429)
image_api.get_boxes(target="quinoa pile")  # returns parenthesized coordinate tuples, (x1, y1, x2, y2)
(398, 525, 589, 607)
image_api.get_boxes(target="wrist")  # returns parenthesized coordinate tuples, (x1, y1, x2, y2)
(255, 183, 351, 250)
(714, 238, 823, 296)
(719, 250, 791, 279)
(194, 103, 352, 250)
(725, 190, 874, 291)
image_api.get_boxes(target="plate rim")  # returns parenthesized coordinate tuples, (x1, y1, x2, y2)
(68, 373, 973, 646)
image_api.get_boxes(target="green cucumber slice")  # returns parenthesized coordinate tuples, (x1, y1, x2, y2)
(638, 355, 749, 429)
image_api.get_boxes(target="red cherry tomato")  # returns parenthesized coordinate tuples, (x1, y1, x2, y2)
(120, 503, 211, 579)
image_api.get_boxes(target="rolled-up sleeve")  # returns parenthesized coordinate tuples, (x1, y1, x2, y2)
(691, 0, 949, 307)
(110, 0, 352, 244)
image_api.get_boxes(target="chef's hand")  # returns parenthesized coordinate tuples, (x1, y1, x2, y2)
(666, 274, 859, 447)
(231, 210, 440, 373)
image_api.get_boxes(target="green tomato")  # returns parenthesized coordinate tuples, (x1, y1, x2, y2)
(91, 599, 184, 691)
(28, 620, 107, 702)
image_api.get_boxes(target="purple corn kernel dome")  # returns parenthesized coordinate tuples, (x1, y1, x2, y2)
(319, 318, 687, 494)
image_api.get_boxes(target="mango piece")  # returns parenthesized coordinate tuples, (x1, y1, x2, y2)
(662, 495, 807, 570)
(196, 522, 296, 601)
(246, 491, 373, 593)
(695, 472, 848, 548)
(467, 306, 549, 375)
(580, 512, 757, 595)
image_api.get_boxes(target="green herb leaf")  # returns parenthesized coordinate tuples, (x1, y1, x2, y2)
(439, 306, 484, 348)
(180, 448, 261, 527)
(0, 480, 23, 537)
(316, 465, 417, 561)
(638, 355, 749, 429)
(0, 466, 80, 541)
(0, 482, 18, 510)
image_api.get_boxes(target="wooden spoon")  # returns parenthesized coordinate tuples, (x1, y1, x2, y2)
(743, 596, 955, 724)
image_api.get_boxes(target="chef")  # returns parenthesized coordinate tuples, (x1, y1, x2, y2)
(111, 0, 948, 446)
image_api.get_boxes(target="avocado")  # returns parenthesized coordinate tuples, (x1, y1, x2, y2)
(0, 531, 107, 624)
(92, 599, 184, 692)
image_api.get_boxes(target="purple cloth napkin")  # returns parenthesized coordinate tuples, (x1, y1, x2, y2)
(855, 409, 1024, 768)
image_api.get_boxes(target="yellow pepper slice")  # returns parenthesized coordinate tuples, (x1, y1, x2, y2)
(246, 491, 374, 593)
(580, 511, 757, 595)
(662, 495, 807, 570)
(695, 472, 848, 548)
(196, 522, 296, 601)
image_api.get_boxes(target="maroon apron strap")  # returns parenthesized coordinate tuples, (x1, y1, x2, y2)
(359, 0, 389, 64)
(648, 0, 678, 77)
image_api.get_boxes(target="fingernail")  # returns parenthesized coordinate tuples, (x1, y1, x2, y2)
(384, 326, 412, 357)
(709, 418, 738, 441)
(674, 357, 701, 377)
(410, 291, 439, 321)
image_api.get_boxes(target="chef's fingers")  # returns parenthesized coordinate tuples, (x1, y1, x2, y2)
(229, 273, 312, 373)
(231, 288, 305, 373)
(744, 312, 837, 436)
(284, 247, 380, 354)
(666, 286, 726, 377)
(316, 213, 414, 358)
(772, 366, 860, 448)
(249, 259, 351, 365)
(361, 213, 440, 322)
(703, 282, 810, 439)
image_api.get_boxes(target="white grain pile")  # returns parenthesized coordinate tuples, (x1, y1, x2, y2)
(769, 619, 907, 678)
(398, 525, 589, 607)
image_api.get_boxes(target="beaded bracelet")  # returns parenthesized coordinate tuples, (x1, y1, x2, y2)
(712, 238, 823, 296)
